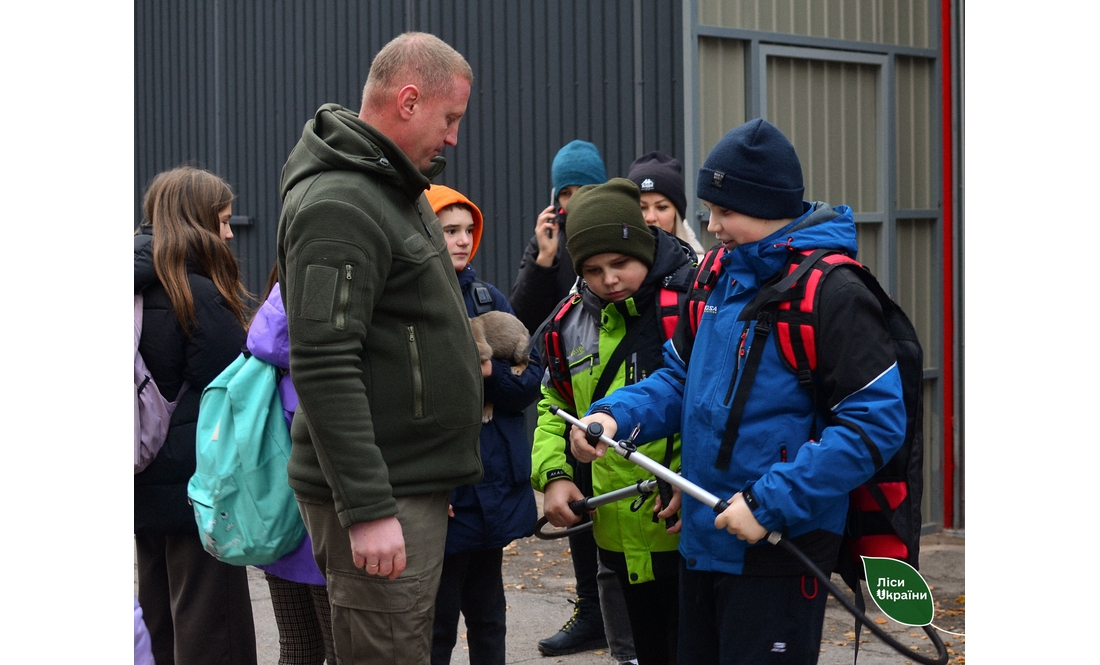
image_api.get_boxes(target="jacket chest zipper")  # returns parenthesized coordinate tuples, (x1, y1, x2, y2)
(335, 263, 353, 331)
(724, 325, 750, 405)
(406, 326, 424, 418)
(415, 201, 432, 238)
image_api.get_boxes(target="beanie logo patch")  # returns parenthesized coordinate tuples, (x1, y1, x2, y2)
(622, 223, 629, 239)
(640, 178, 655, 192)
(711, 171, 726, 189)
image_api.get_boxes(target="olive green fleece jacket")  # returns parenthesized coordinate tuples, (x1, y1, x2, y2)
(276, 103, 483, 528)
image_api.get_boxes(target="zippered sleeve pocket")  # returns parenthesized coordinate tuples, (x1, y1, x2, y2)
(333, 263, 355, 331)
(406, 325, 425, 418)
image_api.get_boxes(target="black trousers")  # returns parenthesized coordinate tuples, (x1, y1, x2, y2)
(601, 548, 680, 665)
(568, 459, 600, 600)
(678, 562, 829, 665)
(431, 548, 507, 665)
(135, 531, 257, 665)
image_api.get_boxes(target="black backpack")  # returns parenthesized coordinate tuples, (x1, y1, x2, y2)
(678, 246, 925, 586)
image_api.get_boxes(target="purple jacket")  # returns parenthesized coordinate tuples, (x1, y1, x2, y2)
(134, 595, 154, 665)
(247, 283, 324, 586)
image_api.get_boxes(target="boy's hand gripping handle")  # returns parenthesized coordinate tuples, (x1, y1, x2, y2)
(586, 421, 679, 528)
(551, 405, 730, 514)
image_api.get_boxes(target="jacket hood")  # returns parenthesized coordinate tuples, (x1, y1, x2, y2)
(425, 184, 484, 263)
(279, 103, 445, 203)
(247, 282, 290, 369)
(644, 226, 698, 289)
(725, 201, 857, 288)
(134, 226, 157, 292)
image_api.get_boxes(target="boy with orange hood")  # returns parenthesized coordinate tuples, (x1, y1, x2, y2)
(425, 184, 543, 665)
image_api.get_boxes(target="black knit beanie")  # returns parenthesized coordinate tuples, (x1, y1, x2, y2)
(627, 151, 687, 219)
(565, 178, 656, 276)
(697, 118, 805, 220)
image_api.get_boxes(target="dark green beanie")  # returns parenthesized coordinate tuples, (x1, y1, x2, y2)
(566, 178, 656, 275)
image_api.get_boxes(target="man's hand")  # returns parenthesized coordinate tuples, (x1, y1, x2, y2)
(654, 485, 683, 535)
(714, 493, 767, 543)
(534, 205, 560, 266)
(568, 413, 618, 463)
(542, 479, 586, 528)
(349, 516, 406, 580)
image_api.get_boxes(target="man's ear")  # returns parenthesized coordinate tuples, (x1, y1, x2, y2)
(396, 84, 420, 120)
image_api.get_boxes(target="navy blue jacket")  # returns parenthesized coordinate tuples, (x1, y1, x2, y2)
(447, 266, 541, 553)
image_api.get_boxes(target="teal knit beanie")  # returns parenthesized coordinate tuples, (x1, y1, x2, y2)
(552, 140, 608, 203)
(565, 178, 656, 275)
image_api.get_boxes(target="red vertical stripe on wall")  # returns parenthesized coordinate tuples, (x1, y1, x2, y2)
(940, 0, 956, 529)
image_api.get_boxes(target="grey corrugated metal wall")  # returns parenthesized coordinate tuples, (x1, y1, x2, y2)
(135, 0, 684, 299)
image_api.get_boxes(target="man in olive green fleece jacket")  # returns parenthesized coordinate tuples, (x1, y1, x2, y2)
(276, 32, 484, 663)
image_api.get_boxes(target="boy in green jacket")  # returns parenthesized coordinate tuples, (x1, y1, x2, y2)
(531, 178, 697, 665)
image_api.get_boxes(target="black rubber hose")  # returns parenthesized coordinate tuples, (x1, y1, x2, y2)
(769, 535, 949, 665)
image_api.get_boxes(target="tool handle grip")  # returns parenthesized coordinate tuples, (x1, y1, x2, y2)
(567, 498, 589, 515)
(584, 421, 603, 445)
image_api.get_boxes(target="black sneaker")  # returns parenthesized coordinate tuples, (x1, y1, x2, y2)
(537, 597, 608, 656)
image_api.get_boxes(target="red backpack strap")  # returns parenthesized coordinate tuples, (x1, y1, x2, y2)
(667, 245, 726, 366)
(688, 245, 726, 336)
(771, 250, 860, 386)
(658, 287, 681, 340)
(713, 248, 858, 470)
(541, 294, 581, 409)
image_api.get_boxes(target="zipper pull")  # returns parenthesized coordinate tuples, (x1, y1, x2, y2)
(345, 264, 353, 280)
(415, 201, 432, 237)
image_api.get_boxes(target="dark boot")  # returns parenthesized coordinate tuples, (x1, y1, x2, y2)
(537, 597, 608, 656)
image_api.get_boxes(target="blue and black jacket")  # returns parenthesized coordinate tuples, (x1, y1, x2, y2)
(590, 202, 907, 576)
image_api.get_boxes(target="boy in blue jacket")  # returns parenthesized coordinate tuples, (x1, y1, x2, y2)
(568, 119, 907, 664)
(425, 185, 543, 665)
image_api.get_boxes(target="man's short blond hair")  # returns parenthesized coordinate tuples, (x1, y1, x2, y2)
(362, 32, 473, 109)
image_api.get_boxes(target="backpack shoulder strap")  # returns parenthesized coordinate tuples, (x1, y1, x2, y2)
(688, 245, 726, 335)
(762, 249, 859, 387)
(670, 244, 725, 365)
(135, 293, 144, 341)
(656, 259, 696, 341)
(470, 279, 494, 316)
(589, 303, 657, 404)
(713, 248, 851, 470)
(540, 294, 582, 411)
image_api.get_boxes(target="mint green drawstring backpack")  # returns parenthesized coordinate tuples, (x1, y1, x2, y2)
(187, 352, 305, 566)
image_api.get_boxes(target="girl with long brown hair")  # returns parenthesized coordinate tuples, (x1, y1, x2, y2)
(134, 166, 257, 665)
